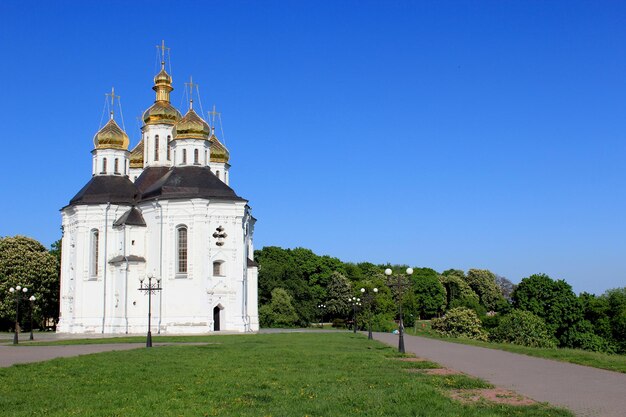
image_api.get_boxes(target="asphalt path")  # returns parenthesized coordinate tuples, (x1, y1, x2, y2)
(0, 343, 151, 367)
(374, 332, 626, 417)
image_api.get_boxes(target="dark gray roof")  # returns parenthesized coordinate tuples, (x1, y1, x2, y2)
(113, 207, 146, 227)
(134, 166, 170, 193)
(66, 166, 246, 209)
(140, 166, 246, 202)
(69, 176, 137, 206)
(247, 258, 258, 267)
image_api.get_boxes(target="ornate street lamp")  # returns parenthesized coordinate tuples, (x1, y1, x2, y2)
(348, 296, 361, 334)
(317, 304, 326, 328)
(385, 267, 413, 353)
(360, 287, 378, 340)
(29, 295, 36, 340)
(8, 285, 28, 345)
(138, 273, 162, 348)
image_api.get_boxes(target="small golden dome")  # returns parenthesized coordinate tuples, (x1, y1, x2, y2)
(129, 139, 144, 168)
(142, 101, 182, 125)
(173, 108, 210, 140)
(154, 67, 172, 85)
(94, 118, 130, 150)
(209, 134, 230, 163)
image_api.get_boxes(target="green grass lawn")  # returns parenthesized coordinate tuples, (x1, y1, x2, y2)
(408, 321, 626, 374)
(0, 333, 571, 417)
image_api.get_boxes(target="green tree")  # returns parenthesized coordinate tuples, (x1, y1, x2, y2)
(258, 288, 299, 328)
(579, 292, 613, 342)
(512, 273, 583, 346)
(325, 271, 352, 319)
(465, 269, 507, 311)
(490, 309, 557, 348)
(407, 268, 446, 319)
(0, 236, 59, 330)
(431, 307, 487, 341)
(603, 288, 626, 353)
(439, 272, 480, 311)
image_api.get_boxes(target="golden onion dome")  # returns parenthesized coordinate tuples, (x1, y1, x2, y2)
(142, 101, 182, 126)
(129, 139, 144, 168)
(154, 67, 172, 84)
(93, 118, 130, 150)
(209, 134, 230, 163)
(173, 108, 210, 140)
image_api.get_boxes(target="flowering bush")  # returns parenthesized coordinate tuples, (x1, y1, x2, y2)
(431, 307, 487, 341)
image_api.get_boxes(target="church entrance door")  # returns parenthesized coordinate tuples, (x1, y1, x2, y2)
(213, 306, 221, 331)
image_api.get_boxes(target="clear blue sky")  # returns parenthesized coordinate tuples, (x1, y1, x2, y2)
(1, 1, 625, 295)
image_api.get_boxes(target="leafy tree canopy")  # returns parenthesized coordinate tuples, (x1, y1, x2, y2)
(0, 236, 59, 330)
(512, 273, 583, 344)
(465, 269, 507, 311)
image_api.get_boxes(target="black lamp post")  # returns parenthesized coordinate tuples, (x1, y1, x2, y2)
(29, 295, 36, 340)
(8, 285, 28, 345)
(317, 304, 326, 328)
(349, 296, 361, 334)
(138, 273, 162, 348)
(385, 267, 413, 353)
(360, 287, 378, 340)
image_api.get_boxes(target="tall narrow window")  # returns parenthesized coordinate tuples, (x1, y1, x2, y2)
(154, 135, 159, 161)
(167, 135, 171, 160)
(177, 226, 188, 274)
(205, 150, 208, 165)
(114, 158, 119, 174)
(213, 261, 223, 276)
(102, 158, 107, 173)
(216, 170, 220, 179)
(182, 149, 187, 165)
(90, 229, 99, 277)
(194, 149, 199, 164)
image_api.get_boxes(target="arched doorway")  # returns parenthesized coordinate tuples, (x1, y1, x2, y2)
(213, 306, 221, 331)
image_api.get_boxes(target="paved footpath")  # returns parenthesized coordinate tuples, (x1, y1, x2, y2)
(0, 344, 147, 367)
(374, 332, 626, 417)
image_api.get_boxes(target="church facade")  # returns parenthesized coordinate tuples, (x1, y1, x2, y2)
(57, 53, 258, 334)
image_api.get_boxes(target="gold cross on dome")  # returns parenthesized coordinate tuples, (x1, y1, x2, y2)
(208, 104, 221, 126)
(156, 40, 169, 66)
(184, 76, 196, 109)
(105, 87, 119, 118)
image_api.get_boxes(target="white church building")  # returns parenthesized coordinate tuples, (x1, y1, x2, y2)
(57, 49, 258, 334)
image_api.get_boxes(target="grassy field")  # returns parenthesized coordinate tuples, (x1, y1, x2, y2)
(0, 333, 571, 417)
(408, 321, 626, 374)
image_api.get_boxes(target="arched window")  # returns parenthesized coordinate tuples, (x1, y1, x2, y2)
(167, 135, 171, 160)
(213, 261, 224, 277)
(154, 135, 159, 161)
(182, 149, 187, 165)
(194, 149, 199, 164)
(205, 150, 208, 165)
(216, 170, 220, 179)
(225, 171, 228, 184)
(90, 229, 99, 277)
(102, 158, 107, 173)
(114, 158, 119, 174)
(176, 226, 188, 274)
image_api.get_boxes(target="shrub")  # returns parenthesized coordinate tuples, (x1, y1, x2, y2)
(431, 307, 487, 341)
(559, 320, 616, 353)
(370, 313, 398, 332)
(331, 318, 346, 329)
(259, 288, 299, 328)
(490, 309, 557, 348)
